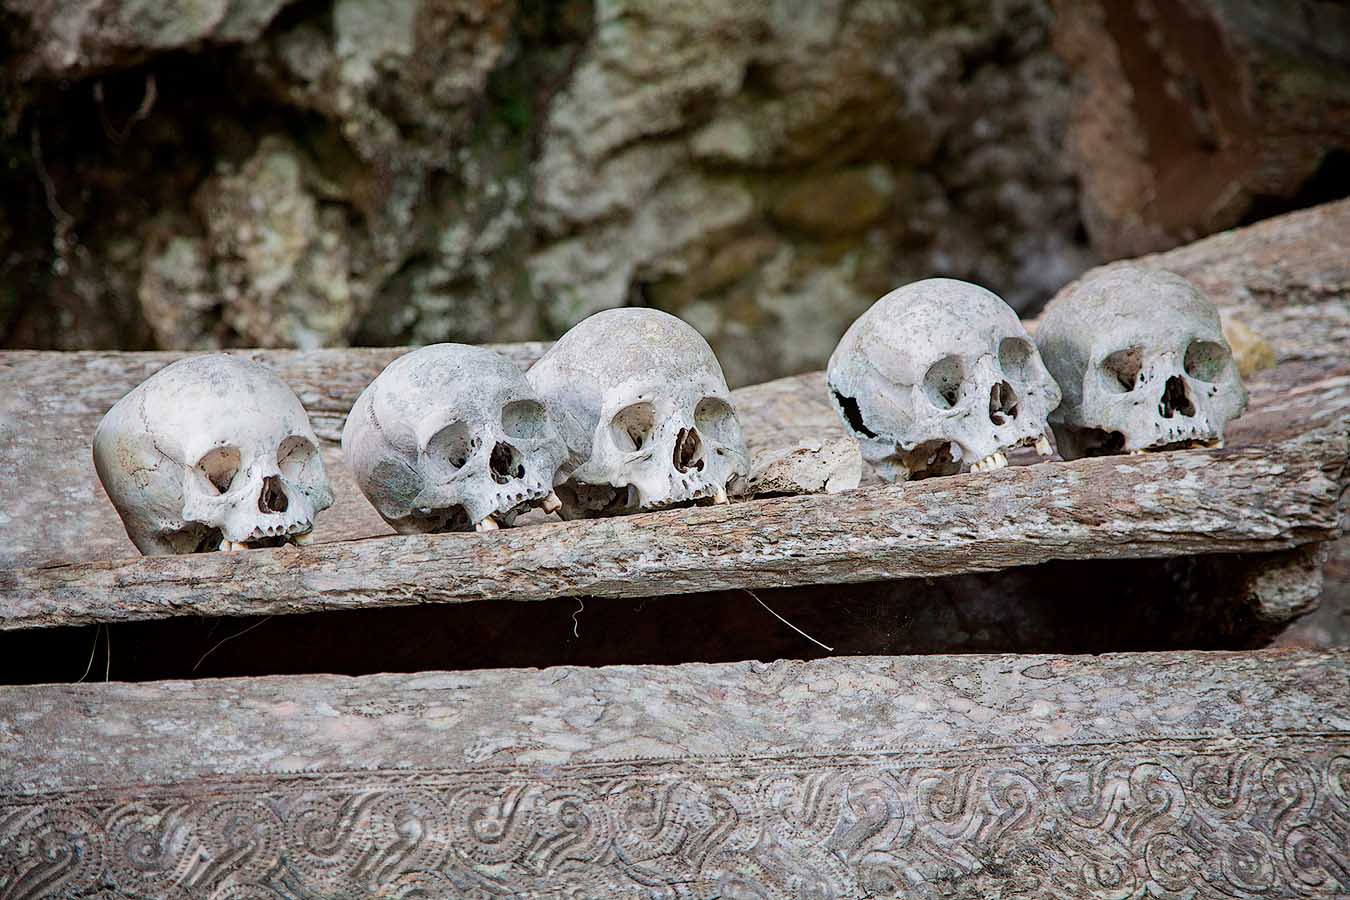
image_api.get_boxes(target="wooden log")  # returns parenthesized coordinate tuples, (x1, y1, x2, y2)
(2, 402, 1345, 631)
(2, 650, 1347, 898)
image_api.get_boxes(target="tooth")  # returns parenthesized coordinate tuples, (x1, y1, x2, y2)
(541, 491, 562, 514)
(219, 538, 234, 552)
(292, 531, 313, 546)
(713, 486, 729, 505)
(475, 516, 500, 532)
(993, 451, 1007, 468)
(1211, 439, 1224, 449)
(1129, 449, 1146, 456)
(1035, 436, 1053, 457)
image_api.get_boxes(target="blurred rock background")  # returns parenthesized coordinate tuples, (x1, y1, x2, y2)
(2, 0, 1347, 385)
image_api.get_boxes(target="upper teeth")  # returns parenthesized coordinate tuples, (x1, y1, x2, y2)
(1034, 436, 1053, 457)
(970, 451, 1008, 473)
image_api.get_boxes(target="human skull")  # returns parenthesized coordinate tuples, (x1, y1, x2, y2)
(826, 278, 1060, 480)
(527, 308, 749, 518)
(1036, 264, 1247, 458)
(342, 344, 568, 533)
(93, 354, 333, 555)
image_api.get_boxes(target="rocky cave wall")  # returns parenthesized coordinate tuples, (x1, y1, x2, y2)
(2, 0, 1347, 387)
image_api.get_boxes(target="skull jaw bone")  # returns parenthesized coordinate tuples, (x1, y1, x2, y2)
(853, 431, 1054, 481)
(555, 413, 743, 519)
(397, 474, 560, 534)
(179, 471, 325, 551)
(1050, 356, 1242, 460)
(832, 373, 1056, 482)
(553, 470, 731, 520)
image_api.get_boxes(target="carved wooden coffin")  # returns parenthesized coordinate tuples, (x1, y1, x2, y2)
(3, 650, 1348, 898)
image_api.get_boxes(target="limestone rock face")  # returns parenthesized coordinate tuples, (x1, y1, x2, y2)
(526, 0, 1091, 385)
(0, 0, 1091, 383)
(3, 0, 293, 78)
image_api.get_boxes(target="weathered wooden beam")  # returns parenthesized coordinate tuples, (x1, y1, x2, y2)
(1, 339, 1345, 631)
(2, 650, 1347, 897)
(2, 402, 1345, 631)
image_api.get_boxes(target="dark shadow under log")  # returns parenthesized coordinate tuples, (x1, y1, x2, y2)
(0, 548, 1319, 685)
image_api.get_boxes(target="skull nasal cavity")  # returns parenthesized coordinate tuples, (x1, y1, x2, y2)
(258, 475, 289, 514)
(490, 442, 524, 484)
(674, 427, 705, 472)
(1159, 375, 1196, 419)
(988, 380, 1019, 425)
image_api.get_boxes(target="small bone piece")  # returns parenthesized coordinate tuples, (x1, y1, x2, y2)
(1036, 265, 1247, 459)
(343, 344, 568, 533)
(826, 278, 1062, 481)
(93, 354, 334, 556)
(527, 309, 750, 518)
(746, 438, 863, 497)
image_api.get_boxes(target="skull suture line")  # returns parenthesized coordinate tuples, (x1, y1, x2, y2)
(1035, 264, 1247, 459)
(342, 344, 567, 533)
(527, 308, 749, 518)
(826, 278, 1060, 481)
(93, 354, 333, 555)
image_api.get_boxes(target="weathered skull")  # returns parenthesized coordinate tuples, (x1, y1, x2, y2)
(826, 278, 1060, 480)
(93, 354, 333, 555)
(1036, 264, 1247, 458)
(342, 344, 567, 533)
(527, 308, 749, 518)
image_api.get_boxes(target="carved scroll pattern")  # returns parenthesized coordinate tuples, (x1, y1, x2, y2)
(2, 742, 1348, 899)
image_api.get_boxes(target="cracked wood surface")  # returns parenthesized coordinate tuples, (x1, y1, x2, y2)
(2, 650, 1347, 897)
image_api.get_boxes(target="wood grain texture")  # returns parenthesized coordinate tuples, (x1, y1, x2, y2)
(2, 650, 1347, 897)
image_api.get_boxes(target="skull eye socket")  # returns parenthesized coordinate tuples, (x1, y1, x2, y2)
(1184, 340, 1229, 382)
(610, 402, 656, 453)
(195, 446, 241, 495)
(998, 337, 1036, 381)
(694, 397, 741, 446)
(501, 399, 549, 440)
(922, 356, 965, 409)
(277, 436, 319, 482)
(426, 421, 474, 469)
(1100, 347, 1143, 393)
